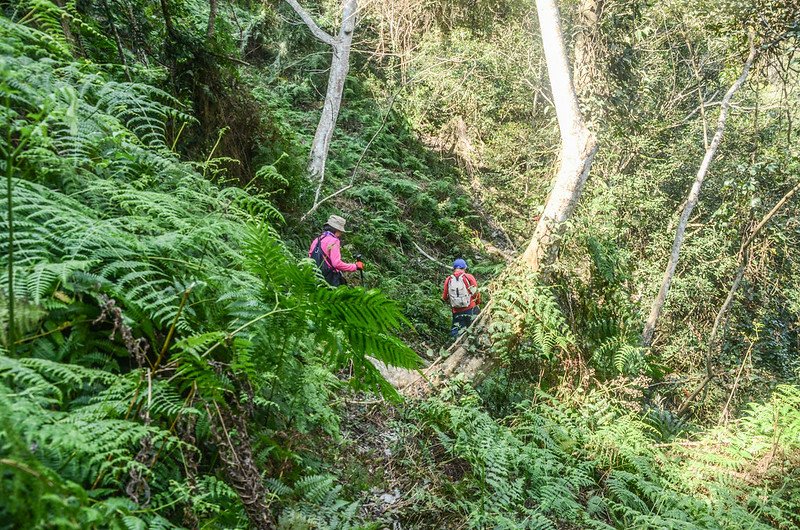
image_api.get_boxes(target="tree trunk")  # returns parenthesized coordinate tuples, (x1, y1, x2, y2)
(283, 0, 358, 206)
(207, 0, 218, 39)
(159, 0, 179, 88)
(159, 0, 178, 42)
(101, 0, 131, 81)
(572, 0, 605, 101)
(309, 0, 357, 204)
(207, 401, 276, 529)
(520, 0, 598, 270)
(124, 0, 150, 65)
(53, 0, 84, 57)
(642, 40, 757, 347)
(380, 0, 598, 396)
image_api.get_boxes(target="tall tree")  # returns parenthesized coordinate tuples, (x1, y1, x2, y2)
(284, 0, 358, 207)
(641, 38, 757, 347)
(390, 0, 600, 395)
(520, 0, 598, 271)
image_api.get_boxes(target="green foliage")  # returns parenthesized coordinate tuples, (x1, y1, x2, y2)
(489, 269, 575, 371)
(250, 62, 494, 348)
(3, 0, 800, 528)
(564, 235, 650, 378)
(0, 11, 421, 528)
(395, 381, 800, 529)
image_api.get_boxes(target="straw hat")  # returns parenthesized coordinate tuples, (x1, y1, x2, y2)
(325, 214, 348, 233)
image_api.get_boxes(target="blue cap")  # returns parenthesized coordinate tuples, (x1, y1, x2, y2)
(453, 258, 468, 270)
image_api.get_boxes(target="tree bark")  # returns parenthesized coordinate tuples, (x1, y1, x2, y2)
(572, 0, 605, 101)
(309, 0, 357, 204)
(159, 0, 179, 88)
(53, 0, 85, 57)
(284, 0, 358, 205)
(207, 401, 276, 529)
(642, 39, 757, 347)
(207, 0, 219, 39)
(520, 0, 598, 271)
(124, 0, 150, 65)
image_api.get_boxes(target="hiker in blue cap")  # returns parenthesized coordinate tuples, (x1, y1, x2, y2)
(442, 258, 481, 338)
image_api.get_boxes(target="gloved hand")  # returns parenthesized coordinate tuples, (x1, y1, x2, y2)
(356, 261, 364, 270)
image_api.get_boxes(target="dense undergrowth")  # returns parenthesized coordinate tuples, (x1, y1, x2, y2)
(0, 12, 421, 528)
(2, 0, 800, 528)
(389, 378, 800, 528)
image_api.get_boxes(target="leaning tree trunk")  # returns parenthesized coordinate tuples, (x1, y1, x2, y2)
(520, 0, 598, 270)
(284, 0, 358, 207)
(309, 0, 357, 204)
(379, 0, 599, 396)
(641, 40, 757, 347)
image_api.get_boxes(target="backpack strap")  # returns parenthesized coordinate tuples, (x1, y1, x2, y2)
(314, 232, 335, 269)
(458, 273, 477, 295)
(449, 274, 461, 289)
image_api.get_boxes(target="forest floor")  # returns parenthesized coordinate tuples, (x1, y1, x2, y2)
(339, 400, 409, 524)
(337, 396, 461, 528)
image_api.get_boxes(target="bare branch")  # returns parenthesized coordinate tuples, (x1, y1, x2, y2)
(412, 242, 451, 270)
(283, 0, 335, 47)
(677, 180, 800, 417)
(299, 184, 353, 222)
(740, 181, 800, 251)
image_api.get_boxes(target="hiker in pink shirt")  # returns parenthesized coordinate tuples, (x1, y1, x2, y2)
(308, 214, 363, 287)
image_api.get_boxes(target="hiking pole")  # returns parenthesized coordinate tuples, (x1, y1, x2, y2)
(355, 253, 364, 285)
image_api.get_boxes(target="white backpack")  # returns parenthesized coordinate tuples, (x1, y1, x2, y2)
(448, 274, 474, 308)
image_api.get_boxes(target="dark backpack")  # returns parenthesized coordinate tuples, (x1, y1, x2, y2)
(311, 234, 343, 287)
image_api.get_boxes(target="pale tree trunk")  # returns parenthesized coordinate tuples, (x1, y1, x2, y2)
(284, 0, 358, 207)
(520, 0, 598, 270)
(378, 0, 599, 396)
(642, 40, 758, 347)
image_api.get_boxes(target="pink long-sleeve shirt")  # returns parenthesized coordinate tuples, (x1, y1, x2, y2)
(308, 232, 358, 272)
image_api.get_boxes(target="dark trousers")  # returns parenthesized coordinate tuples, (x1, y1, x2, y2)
(451, 307, 478, 338)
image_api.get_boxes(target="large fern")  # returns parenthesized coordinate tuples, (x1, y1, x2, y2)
(0, 10, 421, 528)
